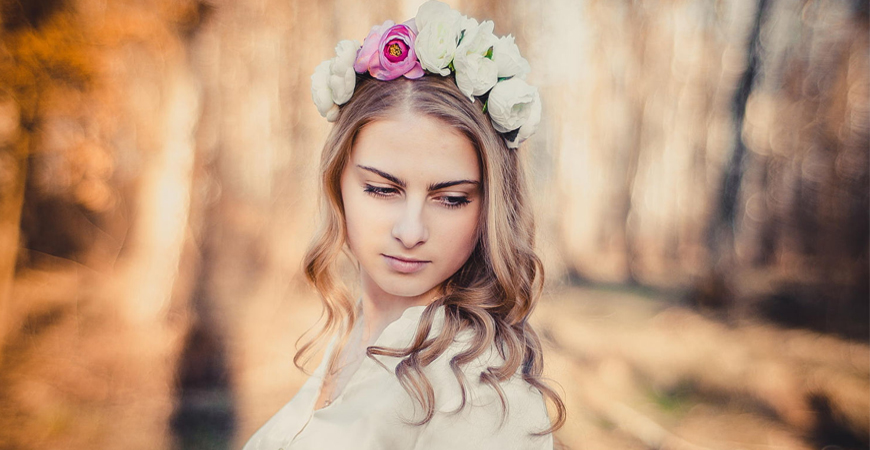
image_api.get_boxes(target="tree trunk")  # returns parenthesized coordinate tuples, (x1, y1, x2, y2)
(702, 0, 770, 308)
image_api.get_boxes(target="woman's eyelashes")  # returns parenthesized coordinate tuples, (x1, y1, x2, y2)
(362, 183, 472, 209)
(440, 195, 471, 209)
(362, 184, 397, 198)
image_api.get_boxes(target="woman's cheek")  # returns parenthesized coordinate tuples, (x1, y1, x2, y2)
(342, 191, 368, 252)
(442, 208, 479, 260)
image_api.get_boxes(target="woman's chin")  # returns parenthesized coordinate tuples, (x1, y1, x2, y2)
(372, 279, 440, 300)
(381, 286, 434, 299)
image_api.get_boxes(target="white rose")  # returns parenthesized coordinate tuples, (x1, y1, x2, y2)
(459, 15, 479, 37)
(311, 60, 339, 121)
(452, 19, 499, 99)
(323, 104, 340, 122)
(415, 0, 459, 31)
(456, 18, 498, 57)
(311, 40, 360, 121)
(508, 89, 541, 148)
(453, 53, 498, 99)
(487, 77, 537, 135)
(492, 35, 530, 79)
(329, 39, 360, 105)
(414, 3, 463, 76)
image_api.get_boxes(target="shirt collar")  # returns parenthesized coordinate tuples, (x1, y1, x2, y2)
(373, 303, 446, 350)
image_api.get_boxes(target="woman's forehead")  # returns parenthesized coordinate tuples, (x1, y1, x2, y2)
(351, 114, 480, 182)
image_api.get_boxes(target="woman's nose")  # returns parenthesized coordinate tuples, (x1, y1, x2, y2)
(391, 199, 428, 248)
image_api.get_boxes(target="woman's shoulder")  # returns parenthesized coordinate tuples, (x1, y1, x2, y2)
(423, 327, 546, 414)
(411, 327, 554, 448)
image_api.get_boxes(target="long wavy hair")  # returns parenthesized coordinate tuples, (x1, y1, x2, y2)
(296, 74, 565, 435)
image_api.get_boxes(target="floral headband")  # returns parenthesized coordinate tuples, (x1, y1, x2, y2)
(310, 0, 541, 149)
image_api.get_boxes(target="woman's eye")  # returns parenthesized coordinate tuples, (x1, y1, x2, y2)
(440, 195, 471, 209)
(363, 184, 398, 198)
(364, 184, 470, 209)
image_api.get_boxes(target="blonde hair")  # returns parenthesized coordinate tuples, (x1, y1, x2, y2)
(297, 74, 565, 435)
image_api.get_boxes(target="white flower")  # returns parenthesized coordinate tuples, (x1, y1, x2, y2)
(414, 1, 463, 76)
(508, 89, 541, 148)
(492, 35, 530, 79)
(452, 19, 499, 99)
(311, 40, 360, 122)
(487, 77, 538, 143)
(456, 18, 498, 55)
(329, 39, 360, 105)
(311, 60, 339, 121)
(415, 0, 459, 31)
(454, 53, 498, 99)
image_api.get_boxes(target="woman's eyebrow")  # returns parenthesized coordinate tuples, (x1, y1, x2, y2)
(357, 165, 479, 191)
(427, 179, 479, 191)
(358, 165, 406, 187)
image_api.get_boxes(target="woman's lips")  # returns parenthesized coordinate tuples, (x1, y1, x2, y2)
(382, 255, 430, 274)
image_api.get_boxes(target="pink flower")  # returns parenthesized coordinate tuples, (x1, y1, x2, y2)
(353, 21, 392, 73)
(353, 20, 424, 81)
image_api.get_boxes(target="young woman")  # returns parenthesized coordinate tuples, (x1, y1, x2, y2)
(243, 1, 565, 448)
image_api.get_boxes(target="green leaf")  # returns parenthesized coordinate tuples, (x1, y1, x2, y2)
(485, 47, 493, 59)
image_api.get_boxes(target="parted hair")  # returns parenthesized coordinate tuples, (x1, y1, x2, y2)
(297, 74, 565, 435)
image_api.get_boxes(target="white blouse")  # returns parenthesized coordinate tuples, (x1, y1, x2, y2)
(242, 304, 554, 450)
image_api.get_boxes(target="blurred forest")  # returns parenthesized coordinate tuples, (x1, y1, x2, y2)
(0, 0, 867, 449)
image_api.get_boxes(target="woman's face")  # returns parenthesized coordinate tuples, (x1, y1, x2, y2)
(340, 112, 482, 305)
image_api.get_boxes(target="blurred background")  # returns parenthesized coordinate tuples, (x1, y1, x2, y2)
(0, 0, 867, 449)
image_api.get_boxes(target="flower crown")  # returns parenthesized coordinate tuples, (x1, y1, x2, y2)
(310, 0, 541, 149)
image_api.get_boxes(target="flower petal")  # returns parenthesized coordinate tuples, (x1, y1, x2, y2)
(403, 62, 425, 79)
